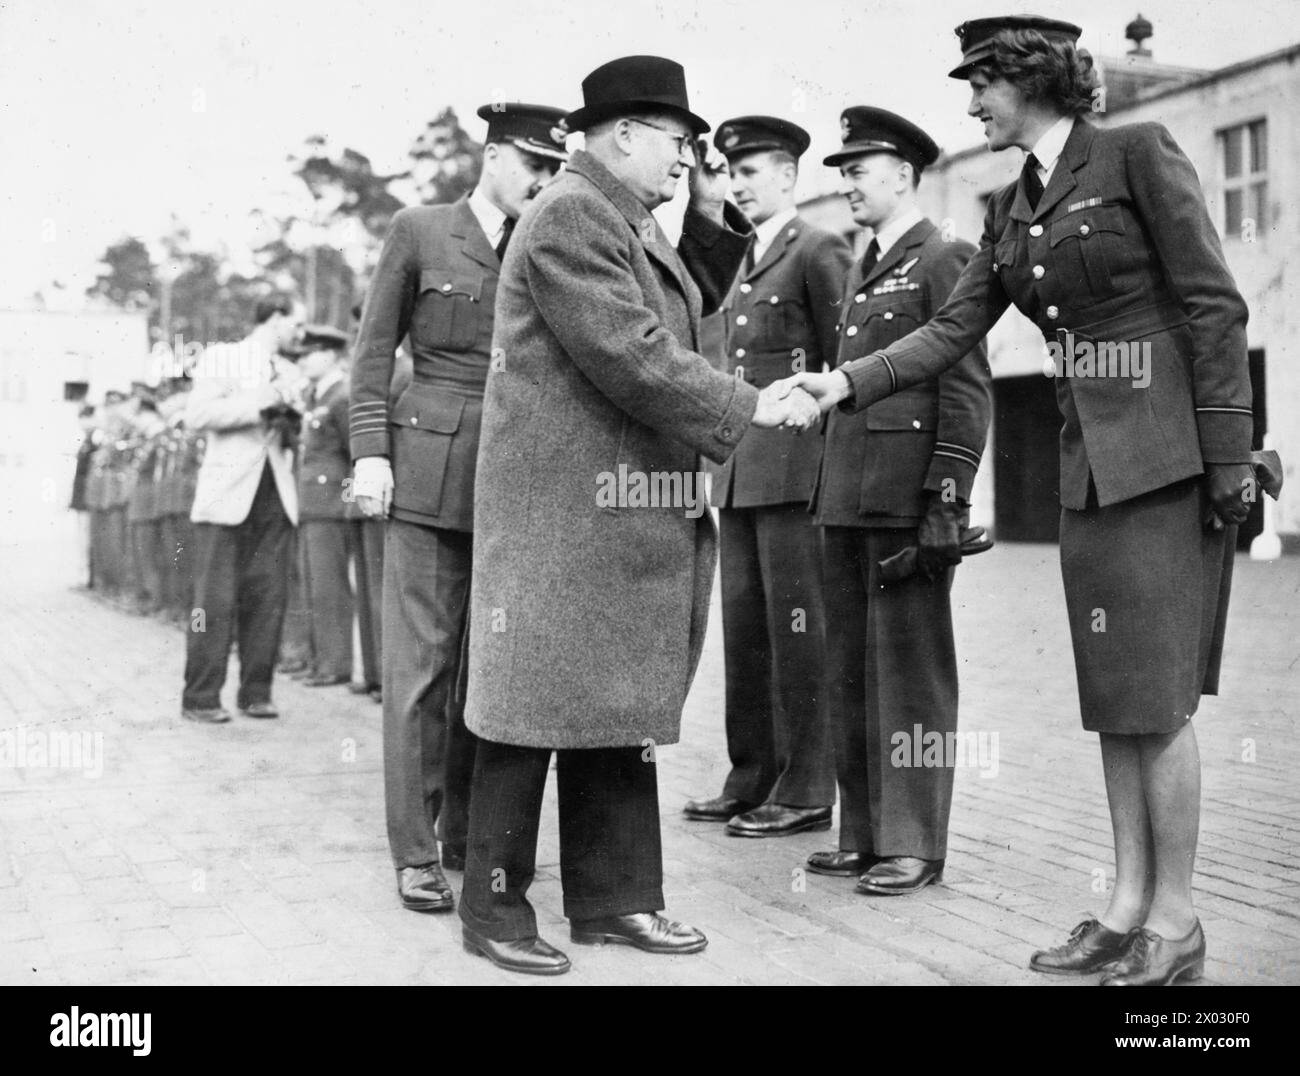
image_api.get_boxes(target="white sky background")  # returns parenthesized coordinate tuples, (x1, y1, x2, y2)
(3, 0, 1299, 307)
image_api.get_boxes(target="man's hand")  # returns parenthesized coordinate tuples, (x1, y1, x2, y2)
(687, 139, 730, 224)
(352, 456, 394, 518)
(1204, 462, 1255, 530)
(770, 370, 853, 412)
(917, 493, 965, 581)
(752, 383, 820, 432)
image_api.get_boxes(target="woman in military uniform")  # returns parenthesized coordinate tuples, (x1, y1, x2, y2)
(787, 15, 1256, 986)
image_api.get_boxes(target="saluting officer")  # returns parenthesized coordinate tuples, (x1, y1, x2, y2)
(805, 108, 991, 896)
(294, 326, 359, 688)
(349, 102, 569, 914)
(684, 116, 850, 837)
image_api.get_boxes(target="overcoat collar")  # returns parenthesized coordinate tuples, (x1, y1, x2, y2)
(1010, 118, 1095, 224)
(449, 194, 501, 271)
(564, 150, 692, 302)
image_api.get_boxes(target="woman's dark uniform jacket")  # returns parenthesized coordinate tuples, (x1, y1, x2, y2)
(836, 119, 1252, 733)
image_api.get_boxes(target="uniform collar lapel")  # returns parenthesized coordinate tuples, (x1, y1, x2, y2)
(864, 218, 933, 287)
(1027, 119, 1093, 223)
(746, 218, 798, 282)
(450, 195, 500, 271)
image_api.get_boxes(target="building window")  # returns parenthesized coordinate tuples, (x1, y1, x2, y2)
(1218, 119, 1267, 240)
(64, 381, 89, 402)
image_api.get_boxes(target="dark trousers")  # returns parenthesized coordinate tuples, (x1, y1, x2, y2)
(131, 520, 163, 611)
(182, 463, 293, 711)
(353, 518, 384, 689)
(300, 519, 355, 680)
(822, 526, 958, 860)
(382, 519, 477, 868)
(718, 503, 835, 807)
(279, 529, 314, 667)
(160, 515, 194, 617)
(459, 739, 664, 941)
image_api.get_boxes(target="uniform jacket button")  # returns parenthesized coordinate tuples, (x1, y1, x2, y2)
(912, 419, 921, 429)
(883, 311, 894, 320)
(854, 293, 866, 303)
(769, 295, 779, 305)
(317, 474, 328, 484)
(735, 348, 746, 358)
(1046, 305, 1060, 319)
(739, 283, 752, 294)
(1032, 265, 1045, 279)
(1079, 223, 1090, 235)
(846, 325, 858, 337)
(736, 315, 748, 326)
(441, 283, 452, 292)
(410, 416, 418, 425)
(1029, 224, 1044, 237)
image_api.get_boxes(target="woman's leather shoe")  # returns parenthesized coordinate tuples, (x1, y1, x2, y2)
(1030, 918, 1135, 975)
(570, 912, 707, 954)
(807, 850, 879, 876)
(462, 927, 571, 975)
(855, 857, 943, 895)
(396, 864, 454, 912)
(1101, 921, 1205, 986)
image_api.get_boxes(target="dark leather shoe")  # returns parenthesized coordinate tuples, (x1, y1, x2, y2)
(396, 863, 454, 912)
(1030, 918, 1137, 976)
(462, 927, 570, 975)
(855, 856, 944, 896)
(683, 794, 756, 822)
(239, 701, 279, 719)
(303, 673, 350, 688)
(1101, 921, 1205, 986)
(807, 849, 879, 877)
(441, 845, 466, 872)
(276, 659, 309, 675)
(570, 912, 707, 954)
(726, 803, 832, 838)
(182, 707, 231, 724)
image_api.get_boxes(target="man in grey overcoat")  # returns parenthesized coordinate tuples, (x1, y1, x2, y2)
(457, 55, 819, 976)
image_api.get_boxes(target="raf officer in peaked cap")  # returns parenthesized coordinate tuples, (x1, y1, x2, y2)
(684, 116, 850, 837)
(804, 107, 992, 896)
(349, 102, 569, 917)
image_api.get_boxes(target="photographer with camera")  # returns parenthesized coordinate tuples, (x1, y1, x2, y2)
(180, 294, 305, 724)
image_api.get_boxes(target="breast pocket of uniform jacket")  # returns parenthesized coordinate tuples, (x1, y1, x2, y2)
(860, 294, 926, 348)
(389, 389, 465, 517)
(414, 268, 483, 350)
(1049, 204, 1126, 297)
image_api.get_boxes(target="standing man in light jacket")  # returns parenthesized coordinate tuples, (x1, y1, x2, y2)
(181, 295, 304, 724)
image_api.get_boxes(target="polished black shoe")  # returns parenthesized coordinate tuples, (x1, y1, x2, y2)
(1030, 918, 1136, 976)
(462, 927, 570, 975)
(570, 912, 707, 954)
(182, 707, 231, 724)
(239, 701, 279, 719)
(396, 863, 454, 912)
(683, 794, 756, 822)
(855, 856, 944, 896)
(727, 803, 832, 838)
(441, 845, 466, 872)
(1101, 921, 1205, 986)
(807, 849, 880, 877)
(303, 673, 350, 688)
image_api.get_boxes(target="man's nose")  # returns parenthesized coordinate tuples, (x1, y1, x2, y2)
(967, 92, 982, 117)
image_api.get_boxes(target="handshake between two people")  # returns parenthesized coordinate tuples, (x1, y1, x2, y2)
(750, 369, 854, 432)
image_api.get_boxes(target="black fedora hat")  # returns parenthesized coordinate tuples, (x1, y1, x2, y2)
(566, 55, 710, 135)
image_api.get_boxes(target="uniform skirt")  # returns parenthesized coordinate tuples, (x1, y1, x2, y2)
(1059, 477, 1234, 735)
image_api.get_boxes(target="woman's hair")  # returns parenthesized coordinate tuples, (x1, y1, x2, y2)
(982, 28, 1100, 115)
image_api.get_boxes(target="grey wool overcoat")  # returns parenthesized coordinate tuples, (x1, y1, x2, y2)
(465, 149, 760, 750)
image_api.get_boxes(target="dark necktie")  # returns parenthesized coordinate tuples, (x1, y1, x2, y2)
(495, 216, 516, 261)
(861, 237, 881, 277)
(1023, 153, 1045, 211)
(742, 241, 756, 276)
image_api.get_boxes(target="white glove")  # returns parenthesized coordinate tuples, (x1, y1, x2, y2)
(352, 456, 394, 517)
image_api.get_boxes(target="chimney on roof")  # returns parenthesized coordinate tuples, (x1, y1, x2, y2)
(1126, 12, 1154, 57)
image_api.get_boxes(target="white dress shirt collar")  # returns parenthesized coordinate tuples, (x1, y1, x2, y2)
(751, 206, 799, 264)
(313, 367, 344, 402)
(1029, 114, 1076, 185)
(871, 206, 924, 260)
(468, 186, 508, 248)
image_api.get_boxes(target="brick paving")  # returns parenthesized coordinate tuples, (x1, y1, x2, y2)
(1, 512, 1298, 985)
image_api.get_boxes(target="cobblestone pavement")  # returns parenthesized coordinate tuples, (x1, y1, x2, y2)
(2, 513, 1297, 986)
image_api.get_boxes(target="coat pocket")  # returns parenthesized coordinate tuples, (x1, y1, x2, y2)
(414, 268, 483, 351)
(1049, 203, 1126, 296)
(389, 389, 465, 517)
